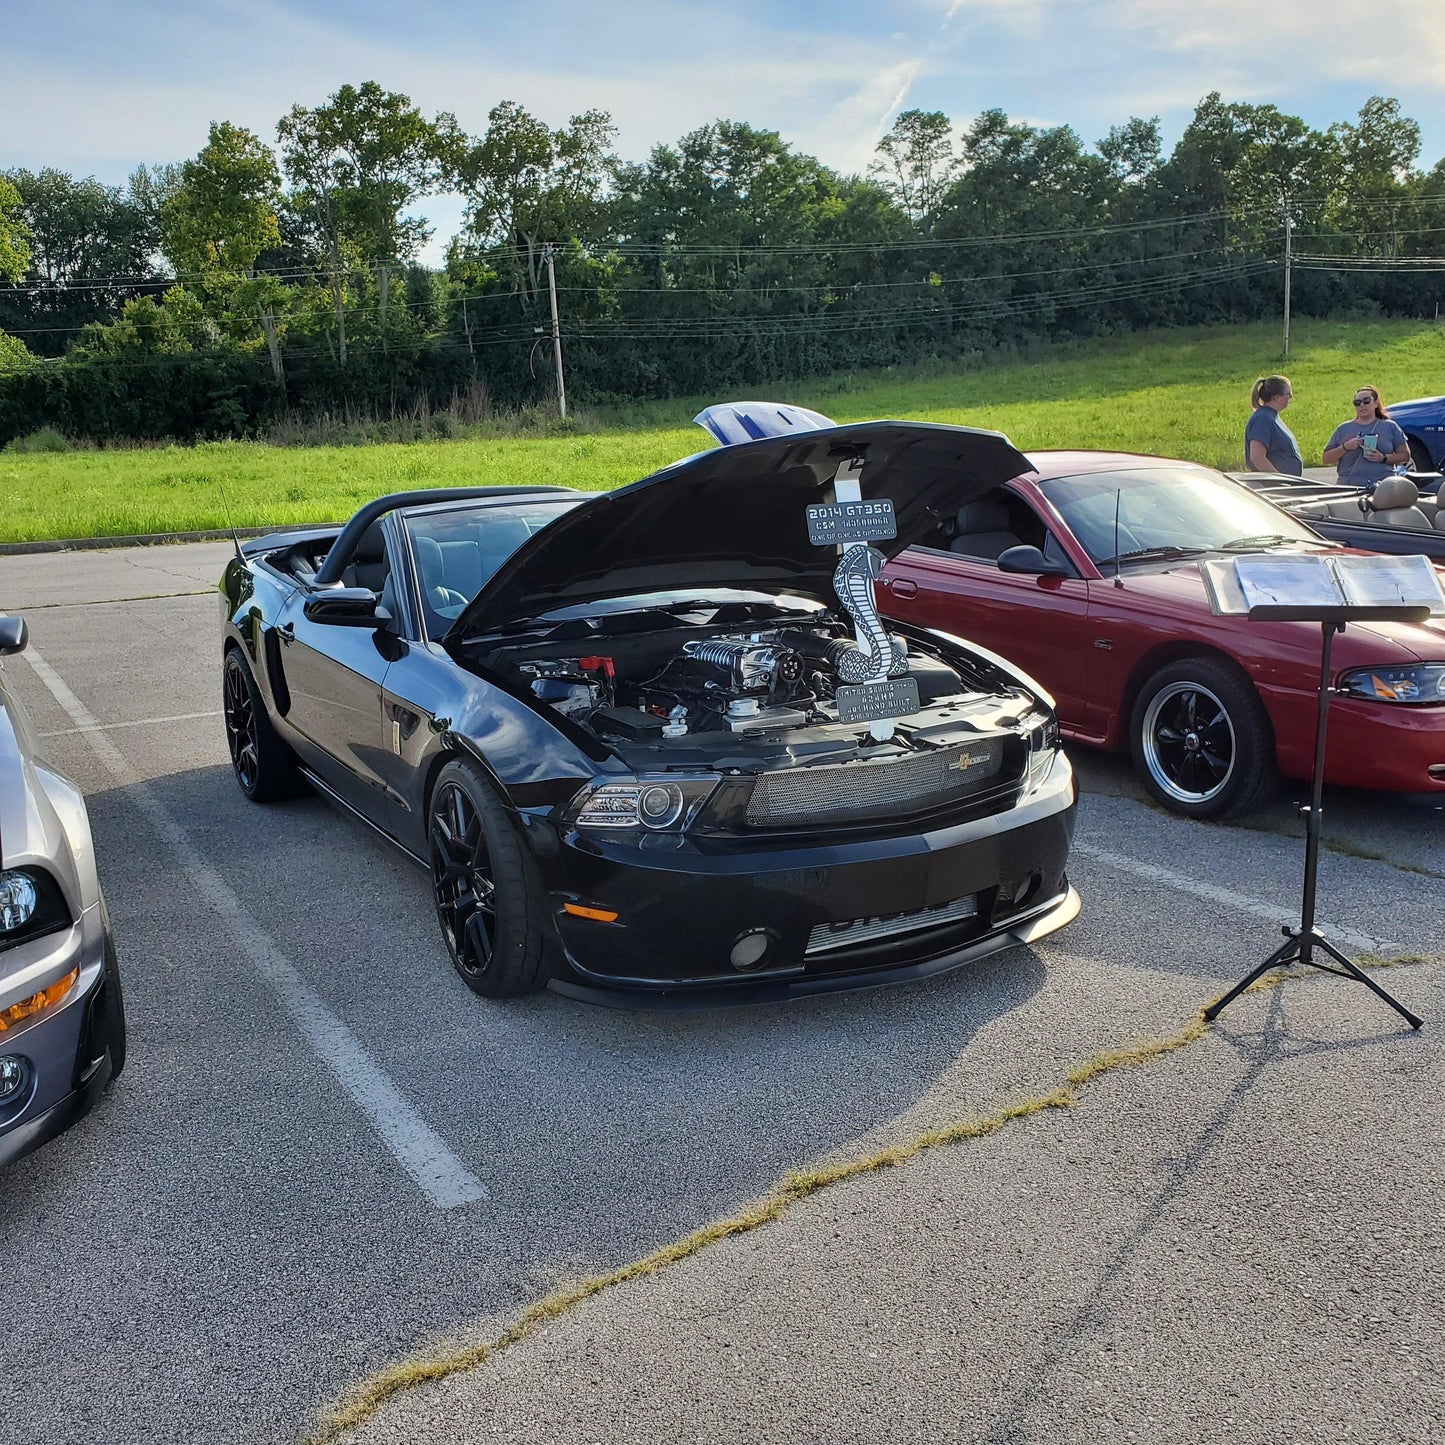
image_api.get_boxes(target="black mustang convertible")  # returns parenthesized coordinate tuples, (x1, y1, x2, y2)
(219, 419, 1079, 1005)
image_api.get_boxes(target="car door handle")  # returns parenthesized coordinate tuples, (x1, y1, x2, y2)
(889, 578, 917, 599)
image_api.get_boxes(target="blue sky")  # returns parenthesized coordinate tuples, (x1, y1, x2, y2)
(6, 0, 1444, 261)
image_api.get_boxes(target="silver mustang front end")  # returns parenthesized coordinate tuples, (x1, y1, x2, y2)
(0, 615, 125, 1168)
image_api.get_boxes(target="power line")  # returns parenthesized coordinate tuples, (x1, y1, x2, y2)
(2, 242, 1268, 337)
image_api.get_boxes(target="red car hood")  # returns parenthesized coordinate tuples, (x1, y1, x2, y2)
(1121, 560, 1445, 665)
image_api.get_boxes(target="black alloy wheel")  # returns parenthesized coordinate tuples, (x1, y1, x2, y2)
(222, 648, 300, 802)
(428, 758, 549, 998)
(1130, 656, 1277, 819)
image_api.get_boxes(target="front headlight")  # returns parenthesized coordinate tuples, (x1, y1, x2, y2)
(1339, 664, 1445, 705)
(566, 774, 720, 831)
(0, 868, 71, 951)
(1023, 712, 1061, 793)
(0, 872, 38, 932)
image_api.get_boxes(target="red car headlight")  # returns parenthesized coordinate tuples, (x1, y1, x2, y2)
(1339, 664, 1445, 705)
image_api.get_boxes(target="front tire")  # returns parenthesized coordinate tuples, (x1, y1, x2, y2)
(1130, 657, 1277, 819)
(429, 759, 550, 998)
(223, 647, 301, 802)
(1407, 437, 1434, 474)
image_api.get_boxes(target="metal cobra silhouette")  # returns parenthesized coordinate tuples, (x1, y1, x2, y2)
(833, 544, 908, 685)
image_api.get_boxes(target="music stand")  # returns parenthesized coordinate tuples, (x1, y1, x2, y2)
(1199, 555, 1437, 1028)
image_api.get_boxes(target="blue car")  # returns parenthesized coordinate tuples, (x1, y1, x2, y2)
(1388, 395, 1445, 473)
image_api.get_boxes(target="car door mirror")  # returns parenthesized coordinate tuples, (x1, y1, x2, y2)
(0, 614, 28, 655)
(997, 545, 1071, 577)
(303, 588, 392, 627)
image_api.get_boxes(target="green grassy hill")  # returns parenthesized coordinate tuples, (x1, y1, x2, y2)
(2, 319, 1439, 544)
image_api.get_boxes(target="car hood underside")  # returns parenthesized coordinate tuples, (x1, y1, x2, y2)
(448, 420, 1029, 639)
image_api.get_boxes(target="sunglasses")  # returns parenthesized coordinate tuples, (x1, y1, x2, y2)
(1353, 395, 1375, 405)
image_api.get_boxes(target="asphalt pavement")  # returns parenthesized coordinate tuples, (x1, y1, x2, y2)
(1, 542, 1441, 1445)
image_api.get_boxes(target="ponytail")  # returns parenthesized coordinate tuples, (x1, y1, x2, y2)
(1252, 375, 1291, 409)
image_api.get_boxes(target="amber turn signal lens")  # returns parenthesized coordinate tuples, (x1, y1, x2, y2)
(0, 966, 80, 1032)
(562, 903, 620, 923)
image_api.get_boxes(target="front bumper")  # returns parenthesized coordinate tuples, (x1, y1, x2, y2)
(0, 905, 119, 1168)
(535, 751, 1079, 1007)
(1260, 685, 1445, 794)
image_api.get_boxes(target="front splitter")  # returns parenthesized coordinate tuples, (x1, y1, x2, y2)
(546, 884, 1081, 1012)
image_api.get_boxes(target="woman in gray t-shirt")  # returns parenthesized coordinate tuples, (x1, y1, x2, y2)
(1323, 385, 1410, 487)
(1243, 374, 1302, 475)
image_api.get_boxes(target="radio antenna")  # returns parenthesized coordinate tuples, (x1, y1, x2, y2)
(1112, 487, 1124, 589)
(218, 481, 244, 565)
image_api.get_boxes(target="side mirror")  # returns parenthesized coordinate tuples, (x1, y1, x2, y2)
(997, 545, 1071, 578)
(0, 614, 28, 656)
(303, 588, 392, 628)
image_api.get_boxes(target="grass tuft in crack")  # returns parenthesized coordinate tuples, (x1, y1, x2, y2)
(309, 952, 1438, 1443)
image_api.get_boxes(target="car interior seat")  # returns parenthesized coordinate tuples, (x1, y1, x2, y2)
(344, 520, 390, 590)
(1363, 477, 1433, 530)
(950, 500, 1022, 560)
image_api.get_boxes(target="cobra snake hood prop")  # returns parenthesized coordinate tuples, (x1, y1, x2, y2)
(448, 418, 1031, 640)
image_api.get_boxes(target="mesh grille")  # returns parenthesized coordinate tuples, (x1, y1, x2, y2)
(745, 738, 1007, 827)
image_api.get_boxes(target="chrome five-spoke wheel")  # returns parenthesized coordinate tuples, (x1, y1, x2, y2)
(1141, 681, 1235, 805)
(1129, 657, 1276, 819)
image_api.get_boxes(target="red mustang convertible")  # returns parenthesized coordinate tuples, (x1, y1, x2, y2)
(880, 451, 1445, 818)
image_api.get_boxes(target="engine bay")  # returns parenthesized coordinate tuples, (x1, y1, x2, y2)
(475, 607, 1034, 755)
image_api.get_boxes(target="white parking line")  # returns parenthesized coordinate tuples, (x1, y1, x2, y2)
(1072, 841, 1386, 953)
(38, 709, 222, 738)
(22, 644, 488, 1210)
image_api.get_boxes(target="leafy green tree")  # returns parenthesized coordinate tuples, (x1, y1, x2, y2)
(454, 102, 617, 305)
(0, 177, 31, 280)
(870, 110, 956, 228)
(0, 180, 33, 376)
(1099, 117, 1163, 186)
(163, 121, 288, 380)
(278, 81, 460, 362)
(1328, 96, 1422, 255)
(75, 284, 212, 356)
(0, 169, 162, 355)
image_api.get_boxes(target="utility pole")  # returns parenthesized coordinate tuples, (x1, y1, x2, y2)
(543, 242, 567, 421)
(1282, 202, 1293, 360)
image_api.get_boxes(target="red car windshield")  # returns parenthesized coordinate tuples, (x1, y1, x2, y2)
(1038, 466, 1324, 566)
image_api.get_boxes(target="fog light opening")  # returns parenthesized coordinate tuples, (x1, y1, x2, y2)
(1000, 874, 1042, 914)
(730, 929, 775, 972)
(0, 1055, 31, 1103)
(1429, 764, 1445, 782)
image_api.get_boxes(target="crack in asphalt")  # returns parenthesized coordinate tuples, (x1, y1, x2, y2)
(307, 953, 1438, 1444)
(11, 590, 213, 610)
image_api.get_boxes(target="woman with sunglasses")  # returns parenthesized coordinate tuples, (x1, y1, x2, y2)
(1322, 385, 1411, 487)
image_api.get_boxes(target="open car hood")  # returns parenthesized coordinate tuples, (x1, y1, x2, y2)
(447, 420, 1031, 639)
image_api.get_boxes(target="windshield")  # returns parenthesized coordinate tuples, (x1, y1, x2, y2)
(402, 501, 581, 638)
(1039, 466, 1323, 568)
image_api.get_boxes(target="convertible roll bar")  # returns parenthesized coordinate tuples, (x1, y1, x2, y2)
(312, 487, 578, 587)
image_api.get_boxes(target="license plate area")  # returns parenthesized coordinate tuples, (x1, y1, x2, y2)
(804, 894, 979, 956)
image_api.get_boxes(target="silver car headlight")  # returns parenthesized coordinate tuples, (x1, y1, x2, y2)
(0, 871, 38, 932)
(1339, 664, 1445, 705)
(0, 868, 71, 952)
(566, 774, 720, 832)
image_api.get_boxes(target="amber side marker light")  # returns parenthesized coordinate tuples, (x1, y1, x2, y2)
(562, 903, 621, 923)
(0, 966, 80, 1032)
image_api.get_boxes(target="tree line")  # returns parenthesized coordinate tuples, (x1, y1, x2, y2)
(1, 85, 1442, 444)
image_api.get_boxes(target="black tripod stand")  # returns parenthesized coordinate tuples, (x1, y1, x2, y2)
(1204, 611, 1423, 1029)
